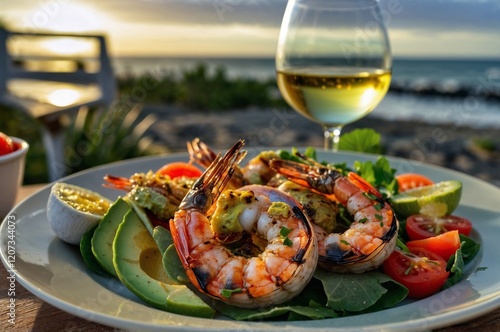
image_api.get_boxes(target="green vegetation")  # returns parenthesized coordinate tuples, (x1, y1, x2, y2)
(471, 137, 496, 152)
(64, 104, 165, 175)
(118, 63, 283, 110)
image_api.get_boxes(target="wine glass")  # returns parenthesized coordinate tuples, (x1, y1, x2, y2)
(276, 0, 392, 151)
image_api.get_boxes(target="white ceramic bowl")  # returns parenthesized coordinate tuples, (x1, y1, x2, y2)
(0, 137, 29, 218)
(47, 182, 112, 245)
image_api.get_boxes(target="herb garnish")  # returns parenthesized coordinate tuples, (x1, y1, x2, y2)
(221, 288, 243, 299)
(280, 226, 293, 247)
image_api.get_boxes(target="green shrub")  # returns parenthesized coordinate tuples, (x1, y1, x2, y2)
(116, 63, 282, 111)
(472, 137, 496, 152)
(64, 104, 166, 175)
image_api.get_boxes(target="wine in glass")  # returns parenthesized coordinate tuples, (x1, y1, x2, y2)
(276, 0, 392, 151)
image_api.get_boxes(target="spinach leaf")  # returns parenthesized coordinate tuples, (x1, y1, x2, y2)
(459, 234, 481, 264)
(214, 302, 338, 321)
(444, 234, 481, 288)
(314, 269, 407, 314)
(444, 244, 465, 289)
(213, 274, 336, 321)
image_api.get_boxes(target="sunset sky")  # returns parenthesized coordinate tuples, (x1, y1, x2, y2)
(1, 0, 499, 58)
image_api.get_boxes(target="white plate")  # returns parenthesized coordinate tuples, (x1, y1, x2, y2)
(1, 150, 500, 331)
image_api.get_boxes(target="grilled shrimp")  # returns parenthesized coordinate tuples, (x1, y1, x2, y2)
(271, 159, 398, 274)
(188, 138, 282, 186)
(103, 171, 193, 220)
(170, 140, 318, 308)
(241, 150, 282, 185)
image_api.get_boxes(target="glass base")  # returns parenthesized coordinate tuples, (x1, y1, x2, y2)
(323, 126, 343, 151)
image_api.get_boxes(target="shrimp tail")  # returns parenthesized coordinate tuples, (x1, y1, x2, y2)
(269, 159, 342, 194)
(187, 138, 218, 169)
(180, 139, 247, 212)
(102, 174, 133, 191)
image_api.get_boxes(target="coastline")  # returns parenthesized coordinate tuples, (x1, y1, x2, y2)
(145, 105, 500, 187)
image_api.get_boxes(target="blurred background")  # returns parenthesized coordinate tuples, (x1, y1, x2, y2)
(0, 0, 499, 185)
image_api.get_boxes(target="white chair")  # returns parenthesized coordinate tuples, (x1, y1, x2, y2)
(0, 28, 116, 181)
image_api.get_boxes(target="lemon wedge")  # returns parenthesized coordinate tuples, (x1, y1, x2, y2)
(47, 183, 111, 245)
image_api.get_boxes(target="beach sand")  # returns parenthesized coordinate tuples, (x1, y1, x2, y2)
(145, 105, 500, 187)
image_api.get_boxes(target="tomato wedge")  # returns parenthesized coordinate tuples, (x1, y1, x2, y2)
(0, 132, 14, 156)
(396, 173, 434, 192)
(383, 247, 449, 299)
(406, 230, 461, 261)
(156, 162, 203, 179)
(406, 214, 472, 240)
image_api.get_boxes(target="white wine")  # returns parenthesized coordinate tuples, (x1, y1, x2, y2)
(277, 67, 391, 126)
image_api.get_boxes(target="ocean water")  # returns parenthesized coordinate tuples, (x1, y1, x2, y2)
(112, 57, 500, 128)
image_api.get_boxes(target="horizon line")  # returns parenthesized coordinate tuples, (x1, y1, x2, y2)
(111, 55, 500, 61)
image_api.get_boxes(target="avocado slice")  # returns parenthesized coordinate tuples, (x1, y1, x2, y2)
(80, 225, 107, 275)
(91, 197, 131, 277)
(113, 210, 216, 318)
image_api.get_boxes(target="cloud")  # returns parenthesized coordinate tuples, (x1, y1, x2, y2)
(97, 0, 288, 27)
(379, 0, 500, 32)
(390, 29, 500, 58)
(97, 0, 500, 32)
(78, 0, 500, 57)
(110, 21, 279, 56)
(2, 0, 499, 57)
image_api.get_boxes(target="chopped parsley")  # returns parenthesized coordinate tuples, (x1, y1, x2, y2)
(221, 288, 243, 299)
(280, 226, 293, 247)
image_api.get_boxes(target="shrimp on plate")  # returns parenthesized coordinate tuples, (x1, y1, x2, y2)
(188, 139, 340, 232)
(170, 140, 318, 308)
(187, 138, 281, 186)
(271, 156, 398, 274)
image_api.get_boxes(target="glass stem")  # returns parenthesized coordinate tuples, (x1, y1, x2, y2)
(323, 125, 343, 151)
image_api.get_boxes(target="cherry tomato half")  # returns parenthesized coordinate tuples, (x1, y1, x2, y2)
(156, 162, 203, 179)
(383, 247, 449, 299)
(406, 230, 461, 261)
(0, 132, 14, 156)
(406, 214, 472, 240)
(396, 173, 434, 192)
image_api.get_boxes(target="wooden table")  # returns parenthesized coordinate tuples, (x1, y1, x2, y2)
(1, 184, 499, 331)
